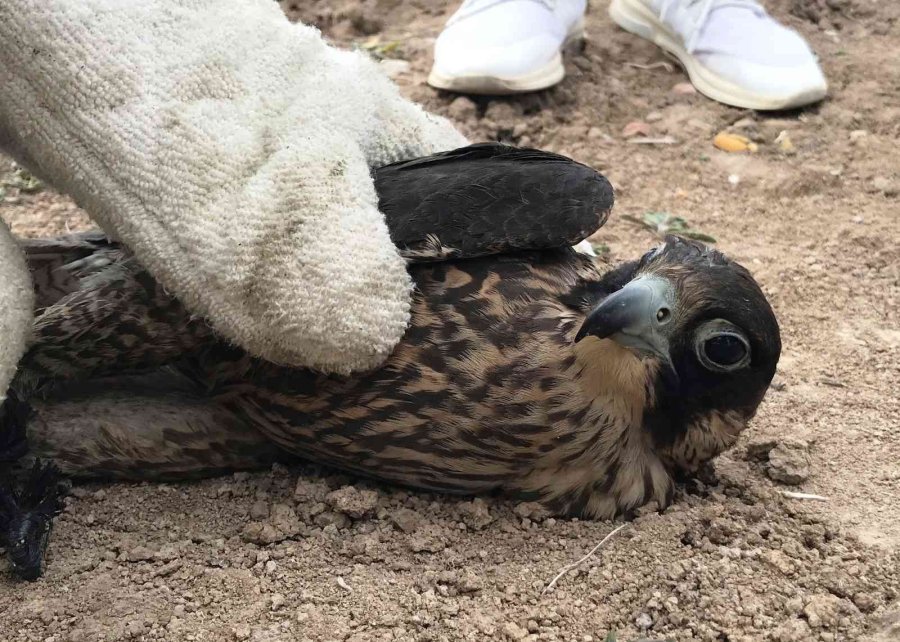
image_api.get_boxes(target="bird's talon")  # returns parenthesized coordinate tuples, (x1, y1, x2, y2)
(0, 460, 64, 581)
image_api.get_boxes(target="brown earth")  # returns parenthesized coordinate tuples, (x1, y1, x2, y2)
(1, 1, 899, 640)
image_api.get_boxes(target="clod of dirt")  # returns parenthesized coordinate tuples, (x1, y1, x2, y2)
(447, 96, 478, 122)
(241, 502, 303, 544)
(270, 502, 302, 535)
(458, 497, 495, 530)
(437, 569, 483, 595)
(293, 478, 328, 503)
(345, 7, 383, 35)
(791, 0, 855, 26)
(514, 501, 552, 522)
(123, 546, 156, 562)
(870, 175, 899, 197)
(484, 101, 522, 125)
(767, 440, 812, 485)
(771, 617, 814, 642)
(408, 525, 448, 553)
(249, 499, 269, 520)
(314, 511, 351, 529)
(325, 485, 379, 519)
(390, 507, 424, 533)
(803, 594, 858, 628)
(745, 439, 779, 461)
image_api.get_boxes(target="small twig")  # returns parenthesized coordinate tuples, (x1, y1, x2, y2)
(336, 576, 352, 592)
(780, 491, 828, 502)
(542, 523, 627, 595)
(628, 136, 679, 145)
(625, 61, 674, 72)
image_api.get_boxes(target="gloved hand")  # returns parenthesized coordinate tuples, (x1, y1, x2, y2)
(0, 224, 32, 406)
(0, 0, 467, 375)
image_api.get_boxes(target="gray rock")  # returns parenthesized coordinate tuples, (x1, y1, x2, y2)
(767, 440, 811, 485)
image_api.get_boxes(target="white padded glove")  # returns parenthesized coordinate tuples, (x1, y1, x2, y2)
(0, 0, 466, 375)
(0, 223, 32, 405)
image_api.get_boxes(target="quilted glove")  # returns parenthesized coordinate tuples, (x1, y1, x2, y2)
(0, 224, 32, 405)
(0, 0, 467, 377)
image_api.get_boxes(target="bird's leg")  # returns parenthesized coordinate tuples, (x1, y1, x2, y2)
(0, 390, 30, 464)
(0, 390, 64, 581)
(1, 381, 288, 580)
(6, 236, 221, 580)
(27, 379, 289, 481)
(0, 459, 64, 581)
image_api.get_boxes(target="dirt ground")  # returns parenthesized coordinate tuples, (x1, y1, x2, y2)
(1, 0, 899, 640)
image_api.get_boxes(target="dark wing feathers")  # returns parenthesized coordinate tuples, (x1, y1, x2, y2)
(19, 144, 613, 303)
(21, 232, 126, 310)
(373, 143, 614, 262)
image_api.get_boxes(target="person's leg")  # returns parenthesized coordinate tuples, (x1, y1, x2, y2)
(609, 0, 827, 110)
(428, 0, 588, 94)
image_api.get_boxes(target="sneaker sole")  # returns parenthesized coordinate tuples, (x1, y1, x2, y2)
(608, 0, 827, 110)
(427, 18, 585, 95)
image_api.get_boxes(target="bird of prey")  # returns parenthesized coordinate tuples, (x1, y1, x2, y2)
(0, 143, 781, 580)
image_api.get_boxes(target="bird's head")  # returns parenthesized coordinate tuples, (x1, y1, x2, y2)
(574, 236, 781, 470)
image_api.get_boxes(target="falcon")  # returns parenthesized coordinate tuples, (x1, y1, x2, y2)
(0, 143, 781, 580)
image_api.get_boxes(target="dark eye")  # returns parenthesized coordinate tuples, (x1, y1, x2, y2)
(694, 320, 751, 372)
(703, 335, 747, 367)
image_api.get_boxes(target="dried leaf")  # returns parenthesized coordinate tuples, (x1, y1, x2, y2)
(775, 130, 795, 154)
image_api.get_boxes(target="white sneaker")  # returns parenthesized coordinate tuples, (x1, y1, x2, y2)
(428, 0, 587, 95)
(609, 0, 828, 110)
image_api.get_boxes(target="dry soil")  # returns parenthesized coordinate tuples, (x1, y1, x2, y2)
(1, 1, 899, 640)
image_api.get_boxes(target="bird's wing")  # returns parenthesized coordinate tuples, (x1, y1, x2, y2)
(20, 232, 128, 310)
(373, 143, 614, 262)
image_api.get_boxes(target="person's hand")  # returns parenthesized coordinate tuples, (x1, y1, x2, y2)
(0, 0, 466, 374)
(0, 224, 32, 406)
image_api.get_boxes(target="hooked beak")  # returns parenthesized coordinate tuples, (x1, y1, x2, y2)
(575, 275, 676, 363)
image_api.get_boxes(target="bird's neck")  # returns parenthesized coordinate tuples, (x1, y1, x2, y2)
(517, 338, 673, 518)
(572, 338, 653, 426)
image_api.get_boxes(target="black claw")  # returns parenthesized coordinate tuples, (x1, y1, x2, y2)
(0, 390, 32, 463)
(0, 460, 64, 581)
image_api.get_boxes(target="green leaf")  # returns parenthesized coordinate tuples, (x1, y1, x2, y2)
(604, 631, 618, 642)
(358, 37, 403, 60)
(4, 166, 44, 193)
(679, 230, 718, 243)
(623, 210, 716, 244)
(642, 211, 670, 228)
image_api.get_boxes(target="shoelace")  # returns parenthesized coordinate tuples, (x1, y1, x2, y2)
(658, 0, 765, 53)
(449, 0, 558, 26)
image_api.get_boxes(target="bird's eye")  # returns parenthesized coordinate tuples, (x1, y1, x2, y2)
(694, 320, 751, 372)
(703, 334, 747, 366)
